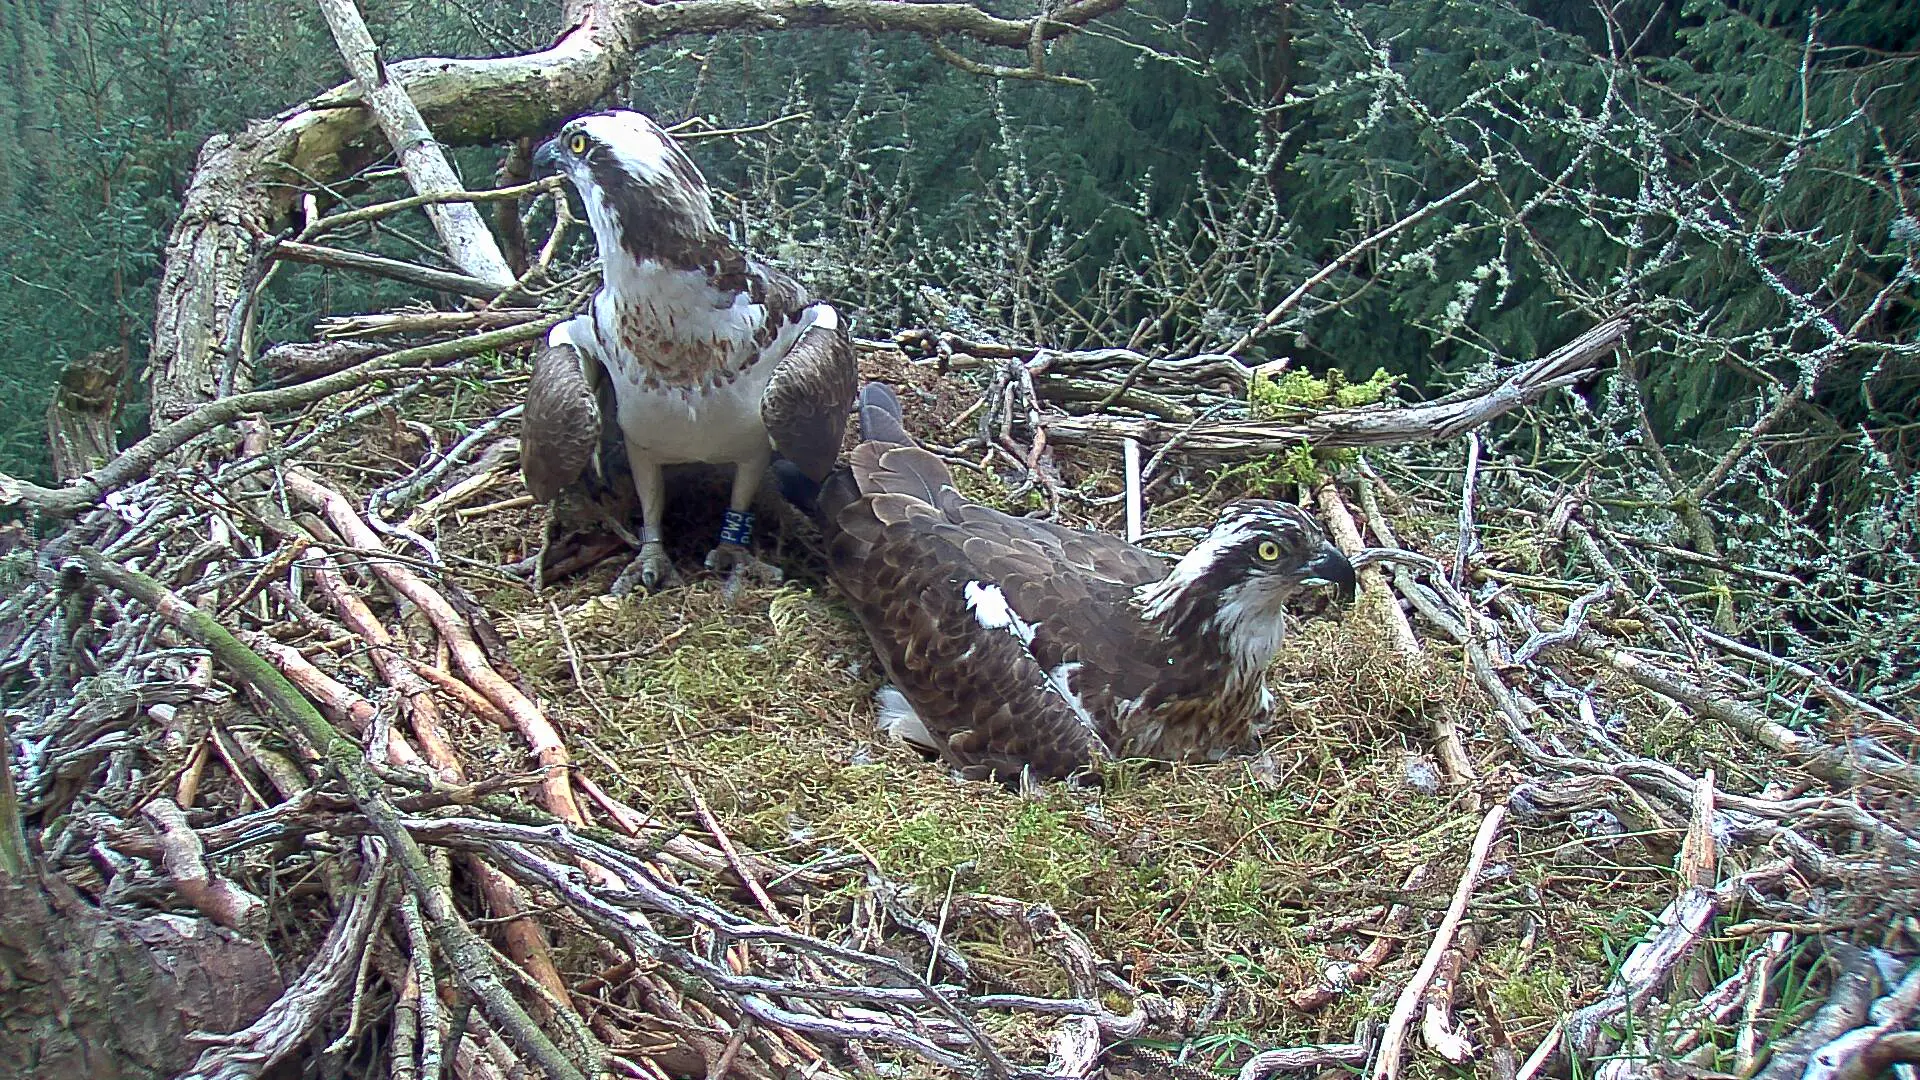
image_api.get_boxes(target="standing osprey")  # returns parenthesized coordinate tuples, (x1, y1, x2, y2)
(521, 110, 857, 592)
(822, 384, 1357, 782)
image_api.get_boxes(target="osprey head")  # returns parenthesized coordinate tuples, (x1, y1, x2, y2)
(1172, 500, 1355, 605)
(1137, 500, 1355, 674)
(533, 110, 722, 263)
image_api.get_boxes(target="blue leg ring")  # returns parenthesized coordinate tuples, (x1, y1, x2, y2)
(719, 509, 754, 547)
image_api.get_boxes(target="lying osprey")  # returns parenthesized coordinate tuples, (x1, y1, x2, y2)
(521, 110, 856, 592)
(822, 383, 1357, 781)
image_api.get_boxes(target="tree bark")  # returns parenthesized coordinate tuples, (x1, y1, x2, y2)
(143, 0, 1123, 419)
(44, 346, 126, 482)
(0, 871, 282, 1079)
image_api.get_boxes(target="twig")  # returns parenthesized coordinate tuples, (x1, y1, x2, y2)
(674, 769, 783, 924)
(178, 850, 393, 1079)
(1371, 805, 1506, 1080)
(1419, 938, 1473, 1064)
(1226, 176, 1491, 354)
(1511, 583, 1611, 665)
(1736, 932, 1792, 1072)
(1290, 864, 1430, 1012)
(1755, 944, 1881, 1080)
(285, 467, 586, 824)
(1354, 473, 1478, 785)
(1452, 432, 1481, 585)
(1238, 1031, 1374, 1080)
(1560, 861, 1793, 1064)
(303, 178, 565, 241)
(272, 240, 507, 299)
(0, 707, 30, 875)
(707, 1020, 753, 1080)
(1123, 437, 1144, 543)
(403, 890, 446, 1080)
(1694, 627, 1915, 739)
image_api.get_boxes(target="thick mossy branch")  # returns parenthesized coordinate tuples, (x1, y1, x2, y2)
(69, 549, 595, 1080)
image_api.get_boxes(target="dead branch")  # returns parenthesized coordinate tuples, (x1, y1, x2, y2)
(1238, 1031, 1374, 1080)
(1582, 639, 1920, 795)
(1677, 770, 1716, 888)
(271, 240, 507, 299)
(317, 308, 547, 339)
(1331, 479, 1477, 785)
(0, 317, 561, 517)
(1047, 315, 1627, 457)
(1371, 806, 1505, 1080)
(139, 798, 268, 936)
(1556, 861, 1793, 1064)
(244, 630, 428, 772)
(1419, 936, 1473, 1065)
(177, 851, 390, 1080)
(1802, 960, 1920, 1080)
(1755, 944, 1883, 1080)
(45, 346, 128, 483)
(317, 0, 513, 286)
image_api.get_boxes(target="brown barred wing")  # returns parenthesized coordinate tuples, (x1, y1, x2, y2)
(521, 340, 607, 504)
(761, 304, 857, 483)
(829, 493, 1112, 780)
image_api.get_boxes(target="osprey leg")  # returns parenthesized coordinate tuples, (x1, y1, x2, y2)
(706, 449, 783, 591)
(611, 456, 676, 595)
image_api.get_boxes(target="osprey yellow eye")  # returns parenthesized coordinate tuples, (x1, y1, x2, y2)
(567, 132, 589, 155)
(1257, 540, 1281, 562)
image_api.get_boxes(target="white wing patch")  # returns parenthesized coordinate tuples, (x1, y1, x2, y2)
(548, 314, 593, 353)
(964, 581, 1111, 758)
(964, 581, 1020, 635)
(875, 685, 938, 752)
(801, 302, 837, 334)
(1046, 662, 1109, 756)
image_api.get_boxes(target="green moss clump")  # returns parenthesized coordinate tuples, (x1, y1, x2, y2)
(1222, 366, 1396, 488)
(1248, 366, 1398, 418)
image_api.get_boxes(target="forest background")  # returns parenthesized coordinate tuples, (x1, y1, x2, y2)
(0, 0, 1910, 469)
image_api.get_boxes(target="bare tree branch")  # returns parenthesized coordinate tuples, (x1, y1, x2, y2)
(317, 0, 514, 286)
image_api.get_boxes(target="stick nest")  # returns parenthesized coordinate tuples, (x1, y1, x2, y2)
(3, 310, 1916, 1080)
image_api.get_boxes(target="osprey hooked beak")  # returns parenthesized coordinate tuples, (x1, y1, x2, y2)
(531, 138, 562, 176)
(1299, 541, 1357, 603)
